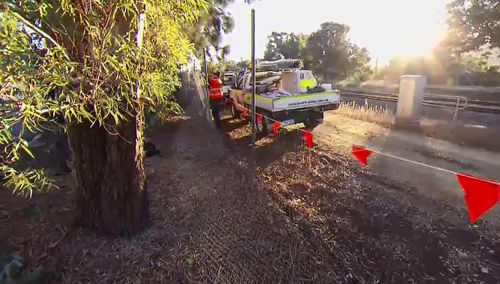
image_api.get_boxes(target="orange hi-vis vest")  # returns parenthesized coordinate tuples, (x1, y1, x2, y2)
(209, 78, 223, 101)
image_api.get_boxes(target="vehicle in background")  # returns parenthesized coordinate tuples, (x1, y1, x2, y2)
(222, 71, 238, 96)
(228, 59, 340, 134)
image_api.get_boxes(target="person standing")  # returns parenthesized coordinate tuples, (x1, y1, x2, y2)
(208, 71, 223, 128)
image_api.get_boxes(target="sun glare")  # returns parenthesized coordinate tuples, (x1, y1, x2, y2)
(224, 0, 448, 64)
(354, 0, 447, 63)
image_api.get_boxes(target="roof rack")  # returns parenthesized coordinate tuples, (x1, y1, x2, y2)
(256, 59, 303, 71)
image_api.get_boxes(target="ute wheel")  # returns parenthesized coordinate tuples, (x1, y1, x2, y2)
(231, 103, 241, 119)
(255, 116, 274, 135)
(305, 112, 323, 130)
(255, 115, 267, 134)
(305, 119, 320, 130)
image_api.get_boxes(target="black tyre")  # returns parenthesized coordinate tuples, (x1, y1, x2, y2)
(231, 103, 241, 119)
(257, 116, 275, 135)
(255, 115, 267, 134)
(305, 111, 323, 130)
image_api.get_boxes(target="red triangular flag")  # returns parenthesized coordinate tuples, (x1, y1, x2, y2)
(273, 121, 281, 137)
(457, 173, 500, 223)
(303, 131, 314, 148)
(352, 145, 373, 167)
(257, 113, 263, 125)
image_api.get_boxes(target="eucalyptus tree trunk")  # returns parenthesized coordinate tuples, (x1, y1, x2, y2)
(67, 112, 149, 236)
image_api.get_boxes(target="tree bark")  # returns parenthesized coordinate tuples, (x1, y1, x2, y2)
(67, 114, 149, 236)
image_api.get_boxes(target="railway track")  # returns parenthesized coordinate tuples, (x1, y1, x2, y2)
(340, 89, 500, 115)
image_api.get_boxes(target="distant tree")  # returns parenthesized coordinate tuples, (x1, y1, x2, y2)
(188, 0, 254, 59)
(263, 32, 306, 61)
(458, 52, 500, 86)
(437, 0, 500, 86)
(377, 56, 440, 83)
(302, 22, 371, 82)
(376, 53, 500, 86)
(236, 59, 250, 69)
(346, 45, 373, 82)
(187, 0, 235, 57)
(443, 0, 500, 54)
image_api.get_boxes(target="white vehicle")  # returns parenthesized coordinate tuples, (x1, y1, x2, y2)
(229, 60, 340, 133)
(222, 71, 238, 95)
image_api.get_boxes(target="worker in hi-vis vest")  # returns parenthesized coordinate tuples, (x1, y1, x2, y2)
(208, 71, 223, 128)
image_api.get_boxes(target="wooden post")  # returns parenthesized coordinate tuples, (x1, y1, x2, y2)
(251, 9, 256, 148)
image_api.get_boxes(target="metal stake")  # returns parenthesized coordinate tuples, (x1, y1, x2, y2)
(202, 48, 209, 120)
(251, 9, 256, 148)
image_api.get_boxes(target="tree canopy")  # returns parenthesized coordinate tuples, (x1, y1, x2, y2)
(0, 1, 219, 235)
(443, 0, 500, 55)
(187, 0, 254, 60)
(262, 22, 372, 82)
(1, 1, 205, 194)
(263, 32, 306, 61)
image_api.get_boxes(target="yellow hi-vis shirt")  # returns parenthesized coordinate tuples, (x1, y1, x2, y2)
(299, 77, 317, 90)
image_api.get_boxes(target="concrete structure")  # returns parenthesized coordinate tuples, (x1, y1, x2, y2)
(396, 75, 426, 127)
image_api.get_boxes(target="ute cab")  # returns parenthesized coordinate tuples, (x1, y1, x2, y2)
(228, 59, 340, 133)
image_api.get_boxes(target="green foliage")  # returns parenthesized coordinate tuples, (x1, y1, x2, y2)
(187, 0, 255, 60)
(235, 59, 250, 69)
(305, 22, 371, 82)
(376, 56, 448, 84)
(262, 23, 372, 82)
(437, 0, 499, 82)
(461, 52, 500, 73)
(444, 0, 500, 54)
(186, 0, 234, 57)
(263, 32, 306, 61)
(0, 1, 207, 196)
(209, 58, 248, 74)
(431, 0, 500, 86)
(458, 52, 500, 86)
(376, 53, 500, 86)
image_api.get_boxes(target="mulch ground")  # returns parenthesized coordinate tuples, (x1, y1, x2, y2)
(223, 118, 500, 283)
(1, 82, 499, 283)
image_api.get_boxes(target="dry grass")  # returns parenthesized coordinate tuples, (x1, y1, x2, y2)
(337, 101, 395, 126)
(337, 101, 500, 152)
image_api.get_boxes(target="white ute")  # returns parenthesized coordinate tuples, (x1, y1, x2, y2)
(228, 59, 340, 133)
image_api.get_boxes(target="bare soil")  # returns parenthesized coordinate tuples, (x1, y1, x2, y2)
(227, 120, 500, 283)
(317, 112, 500, 223)
(1, 83, 499, 283)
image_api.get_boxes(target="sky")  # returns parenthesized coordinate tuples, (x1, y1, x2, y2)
(222, 0, 450, 66)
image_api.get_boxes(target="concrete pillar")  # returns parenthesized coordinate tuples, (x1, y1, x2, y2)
(396, 75, 426, 127)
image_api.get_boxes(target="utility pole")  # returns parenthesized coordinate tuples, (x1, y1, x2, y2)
(251, 9, 256, 148)
(203, 48, 209, 120)
(249, 9, 257, 190)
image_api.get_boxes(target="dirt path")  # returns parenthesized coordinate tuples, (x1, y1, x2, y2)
(145, 116, 339, 282)
(208, 109, 500, 282)
(0, 77, 341, 283)
(316, 112, 500, 226)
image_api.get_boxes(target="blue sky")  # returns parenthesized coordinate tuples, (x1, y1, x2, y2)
(222, 0, 449, 65)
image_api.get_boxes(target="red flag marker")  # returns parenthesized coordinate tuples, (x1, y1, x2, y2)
(273, 121, 281, 137)
(457, 173, 500, 223)
(352, 145, 373, 167)
(303, 131, 314, 148)
(257, 113, 263, 125)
